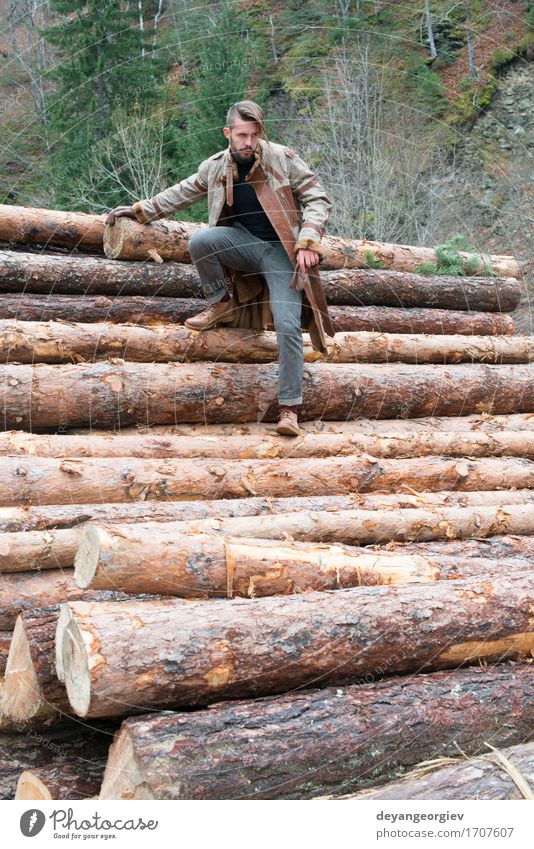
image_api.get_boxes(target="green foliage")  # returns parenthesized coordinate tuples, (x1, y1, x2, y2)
(403, 54, 447, 117)
(489, 46, 517, 71)
(42, 0, 168, 206)
(449, 75, 497, 126)
(166, 0, 252, 222)
(415, 235, 496, 277)
(361, 249, 385, 270)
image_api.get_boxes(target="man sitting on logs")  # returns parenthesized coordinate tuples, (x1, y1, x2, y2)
(106, 100, 335, 437)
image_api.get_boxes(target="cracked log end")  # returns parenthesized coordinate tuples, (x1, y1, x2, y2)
(2, 615, 52, 722)
(74, 525, 103, 589)
(99, 727, 154, 800)
(56, 604, 91, 717)
(16, 770, 54, 800)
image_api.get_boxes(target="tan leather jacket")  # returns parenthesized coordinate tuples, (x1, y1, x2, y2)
(132, 138, 335, 351)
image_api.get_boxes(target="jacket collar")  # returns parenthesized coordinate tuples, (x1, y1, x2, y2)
(222, 138, 267, 206)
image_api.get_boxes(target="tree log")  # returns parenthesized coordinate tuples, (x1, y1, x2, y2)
(0, 569, 129, 629)
(98, 663, 533, 799)
(5, 361, 534, 428)
(4, 427, 534, 461)
(322, 269, 521, 311)
(5, 454, 534, 505)
(15, 762, 104, 800)
(75, 527, 533, 598)
(330, 306, 514, 336)
(348, 742, 534, 800)
(57, 572, 534, 717)
(0, 720, 114, 800)
(67, 412, 534, 437)
(0, 249, 520, 310)
(104, 217, 520, 277)
(1, 321, 531, 365)
(0, 293, 515, 335)
(1, 490, 533, 537)
(2, 609, 70, 722)
(0, 249, 199, 295)
(5, 504, 534, 574)
(0, 205, 105, 252)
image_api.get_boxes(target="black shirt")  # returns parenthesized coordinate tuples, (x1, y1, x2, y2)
(229, 156, 280, 242)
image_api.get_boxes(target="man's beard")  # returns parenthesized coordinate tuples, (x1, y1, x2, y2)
(231, 145, 256, 163)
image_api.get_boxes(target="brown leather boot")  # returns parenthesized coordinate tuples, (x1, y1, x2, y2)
(276, 407, 300, 437)
(184, 297, 235, 330)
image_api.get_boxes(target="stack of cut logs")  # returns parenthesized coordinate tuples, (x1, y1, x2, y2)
(0, 202, 533, 801)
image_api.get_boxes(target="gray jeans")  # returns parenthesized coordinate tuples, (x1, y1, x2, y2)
(188, 221, 303, 406)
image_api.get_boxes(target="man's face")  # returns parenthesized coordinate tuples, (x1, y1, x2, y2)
(223, 119, 261, 162)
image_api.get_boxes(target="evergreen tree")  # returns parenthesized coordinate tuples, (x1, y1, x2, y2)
(42, 0, 167, 205)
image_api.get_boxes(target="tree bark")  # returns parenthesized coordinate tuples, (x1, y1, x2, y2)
(1, 321, 531, 365)
(349, 742, 534, 800)
(4, 361, 534, 428)
(2, 609, 70, 722)
(4, 454, 534, 505)
(0, 630, 11, 676)
(57, 572, 534, 717)
(0, 568, 129, 629)
(103, 217, 521, 277)
(0, 720, 114, 800)
(0, 249, 520, 310)
(0, 205, 105, 252)
(0, 249, 199, 296)
(4, 427, 534, 461)
(4, 504, 534, 574)
(323, 269, 521, 312)
(0, 489, 533, 536)
(330, 306, 514, 336)
(0, 294, 514, 336)
(74, 526, 533, 598)
(65, 412, 534, 436)
(98, 663, 533, 799)
(15, 762, 104, 800)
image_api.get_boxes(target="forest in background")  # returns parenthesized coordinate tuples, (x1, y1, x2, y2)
(0, 0, 532, 250)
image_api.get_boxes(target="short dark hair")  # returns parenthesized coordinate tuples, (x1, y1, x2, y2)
(226, 100, 267, 138)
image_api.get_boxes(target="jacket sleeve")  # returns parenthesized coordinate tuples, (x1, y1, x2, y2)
(132, 157, 210, 223)
(286, 150, 331, 255)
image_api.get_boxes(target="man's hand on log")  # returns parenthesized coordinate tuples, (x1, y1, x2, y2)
(296, 248, 320, 274)
(105, 206, 137, 226)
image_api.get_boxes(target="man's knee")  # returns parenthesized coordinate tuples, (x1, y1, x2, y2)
(188, 228, 220, 260)
(271, 308, 302, 339)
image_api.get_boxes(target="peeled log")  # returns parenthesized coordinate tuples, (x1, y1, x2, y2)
(4, 427, 534, 461)
(0, 205, 105, 252)
(0, 293, 515, 335)
(58, 572, 534, 718)
(2, 321, 532, 365)
(0, 249, 520, 311)
(5, 361, 534, 428)
(75, 526, 533, 598)
(5, 454, 534, 505)
(98, 663, 533, 799)
(350, 742, 534, 800)
(0, 568, 129, 629)
(2, 609, 70, 722)
(6, 503, 534, 574)
(15, 762, 104, 800)
(104, 217, 520, 277)
(1, 490, 534, 537)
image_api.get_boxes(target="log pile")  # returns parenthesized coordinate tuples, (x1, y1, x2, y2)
(0, 202, 531, 800)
